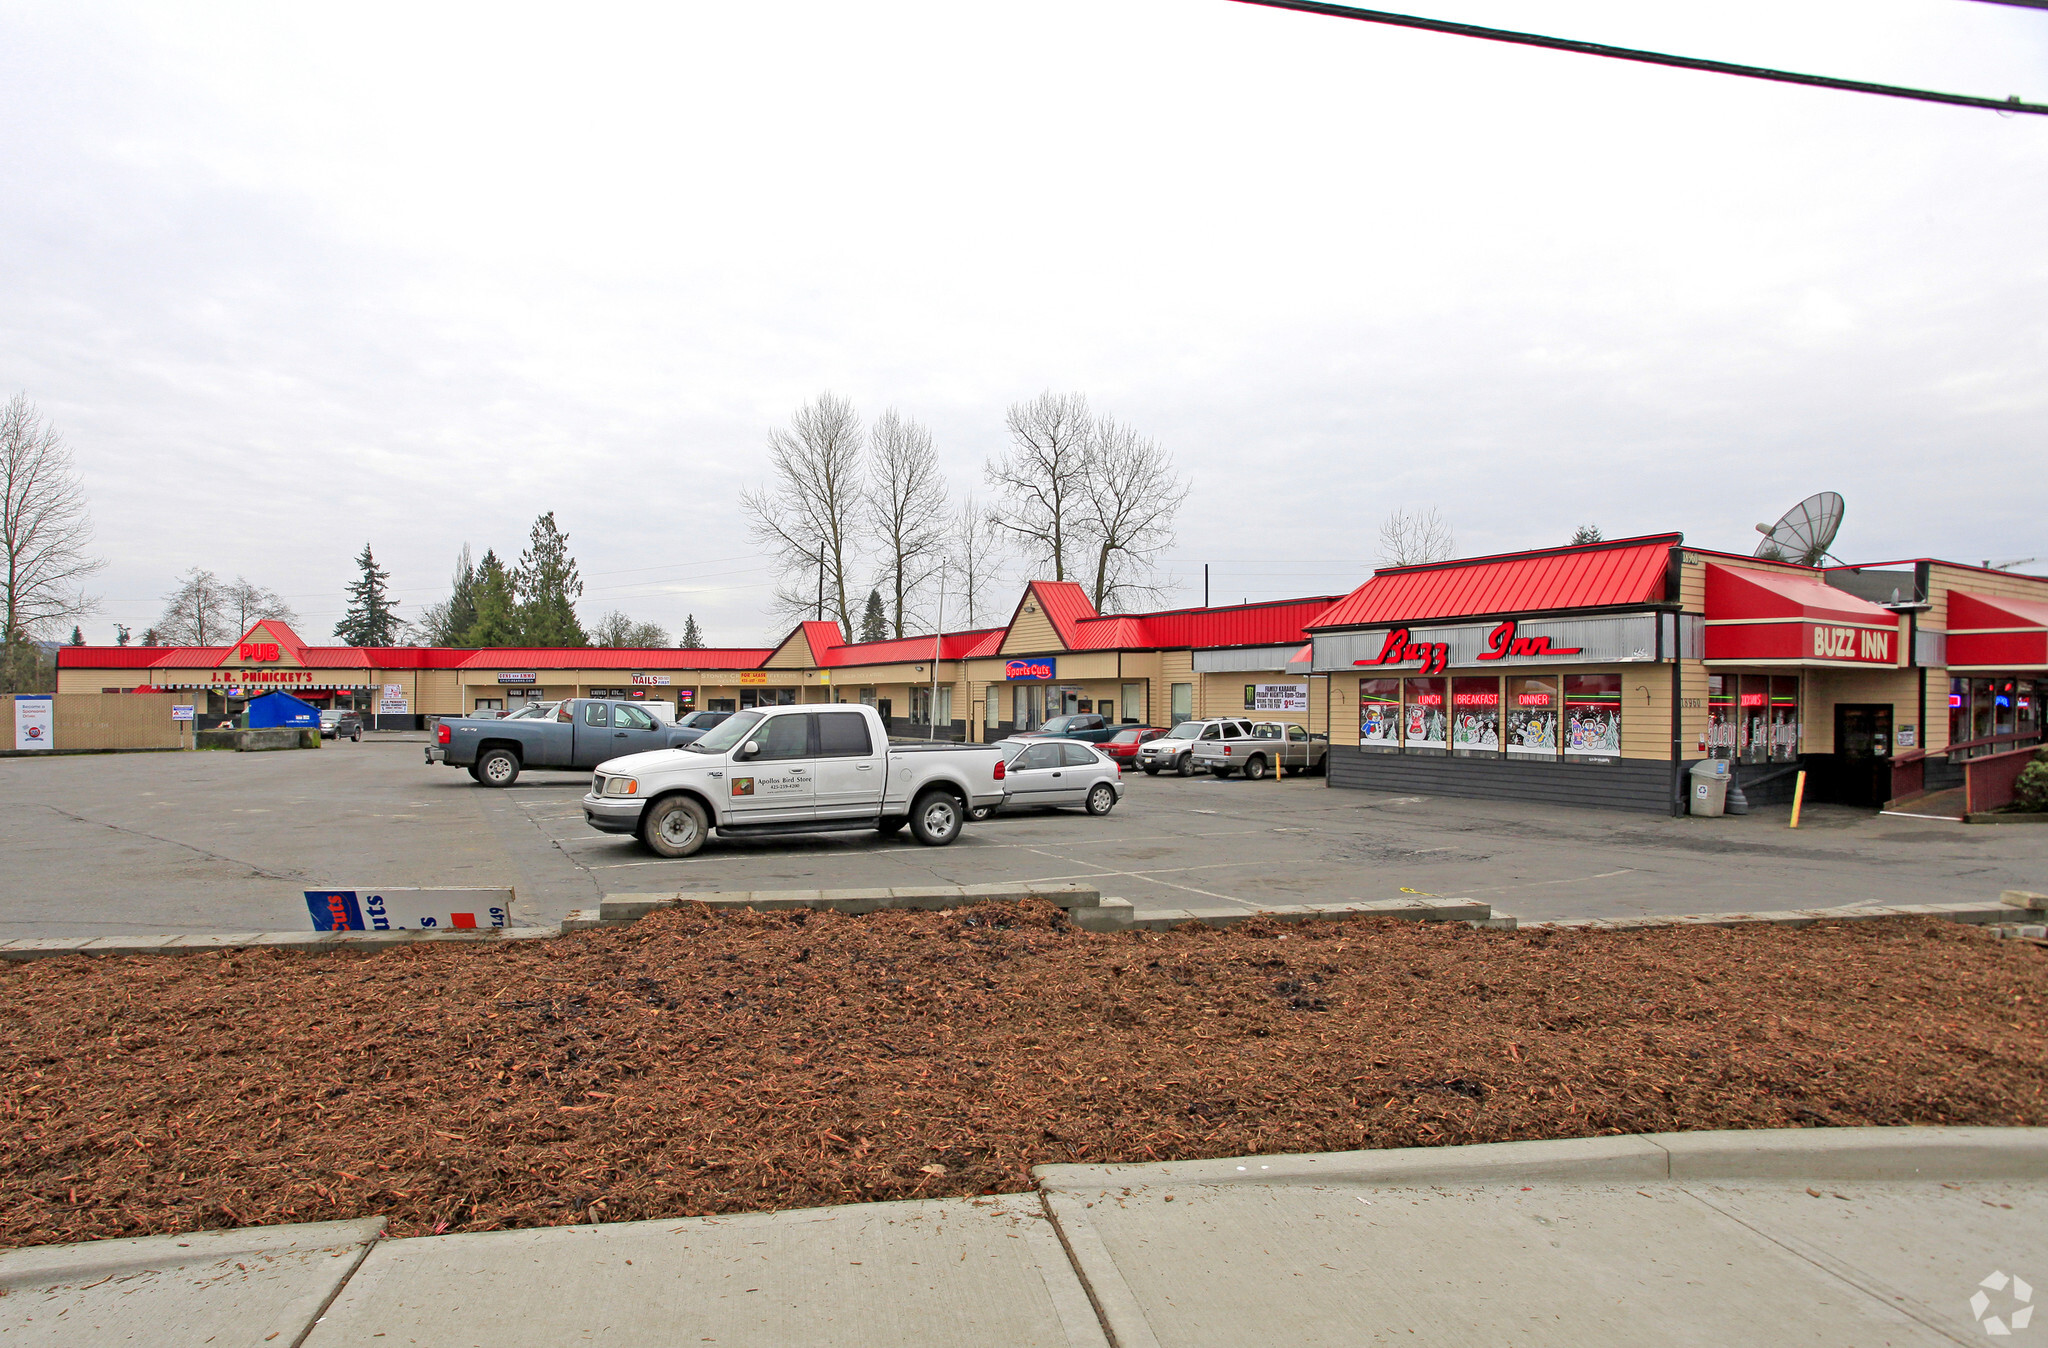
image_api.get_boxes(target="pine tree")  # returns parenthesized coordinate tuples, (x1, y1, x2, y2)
(859, 588, 887, 642)
(511, 512, 586, 646)
(140, 627, 161, 647)
(1570, 524, 1602, 545)
(68, 625, 83, 646)
(115, 624, 131, 646)
(679, 614, 703, 649)
(463, 550, 521, 647)
(334, 544, 401, 646)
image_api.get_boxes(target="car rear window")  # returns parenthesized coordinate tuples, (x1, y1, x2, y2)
(1059, 743, 1098, 767)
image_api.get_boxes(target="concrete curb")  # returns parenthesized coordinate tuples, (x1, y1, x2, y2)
(0, 924, 562, 962)
(569, 886, 1497, 934)
(1031, 1126, 2048, 1192)
(1506, 898, 2045, 933)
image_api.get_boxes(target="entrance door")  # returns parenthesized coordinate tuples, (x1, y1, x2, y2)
(1832, 704, 1893, 807)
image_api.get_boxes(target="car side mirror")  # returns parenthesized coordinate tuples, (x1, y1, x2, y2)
(738, 741, 761, 759)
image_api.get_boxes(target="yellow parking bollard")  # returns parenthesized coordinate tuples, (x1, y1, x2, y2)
(1789, 770, 1807, 828)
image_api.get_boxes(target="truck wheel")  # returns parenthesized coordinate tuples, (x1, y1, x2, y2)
(1210, 766, 1232, 778)
(1175, 753, 1195, 778)
(476, 749, 520, 788)
(1085, 783, 1117, 816)
(909, 791, 962, 846)
(876, 817, 907, 837)
(641, 796, 708, 857)
(1243, 755, 1269, 781)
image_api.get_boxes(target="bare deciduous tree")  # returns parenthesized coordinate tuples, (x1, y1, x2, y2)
(0, 393, 103, 646)
(948, 495, 1007, 629)
(589, 611, 670, 647)
(157, 568, 232, 645)
(1376, 507, 1454, 567)
(1080, 416, 1188, 611)
(986, 390, 1094, 583)
(742, 392, 866, 639)
(226, 576, 297, 635)
(864, 408, 948, 638)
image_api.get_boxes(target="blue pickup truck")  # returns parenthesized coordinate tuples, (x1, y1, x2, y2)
(429, 699, 715, 787)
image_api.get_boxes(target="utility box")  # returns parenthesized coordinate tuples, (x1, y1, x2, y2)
(1689, 759, 1731, 817)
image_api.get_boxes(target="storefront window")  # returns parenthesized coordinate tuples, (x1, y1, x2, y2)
(1359, 678, 1402, 753)
(1504, 675, 1558, 761)
(1451, 678, 1500, 757)
(1403, 677, 1448, 754)
(1170, 682, 1193, 726)
(1768, 676, 1799, 761)
(2020, 681, 2040, 739)
(1950, 678, 1968, 749)
(1974, 680, 1995, 741)
(1122, 682, 1144, 724)
(1738, 675, 1770, 765)
(1706, 674, 1736, 760)
(1995, 678, 2018, 738)
(1564, 674, 1622, 763)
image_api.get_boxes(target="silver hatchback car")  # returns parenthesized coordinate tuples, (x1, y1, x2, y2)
(982, 737, 1124, 818)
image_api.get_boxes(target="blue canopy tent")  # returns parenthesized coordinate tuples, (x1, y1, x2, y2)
(247, 690, 320, 729)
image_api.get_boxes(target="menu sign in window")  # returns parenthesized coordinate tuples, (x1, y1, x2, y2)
(1404, 677, 1448, 753)
(1505, 675, 1559, 760)
(1451, 677, 1500, 757)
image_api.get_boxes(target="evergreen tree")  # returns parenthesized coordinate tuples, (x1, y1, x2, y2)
(334, 544, 402, 646)
(462, 550, 521, 647)
(140, 627, 161, 647)
(115, 624, 131, 646)
(1570, 524, 1603, 545)
(859, 588, 887, 642)
(511, 511, 586, 646)
(69, 625, 83, 646)
(679, 614, 703, 649)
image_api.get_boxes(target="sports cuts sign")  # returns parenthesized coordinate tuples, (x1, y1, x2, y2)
(1315, 614, 1661, 674)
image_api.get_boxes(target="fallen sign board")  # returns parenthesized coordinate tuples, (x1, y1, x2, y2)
(305, 887, 515, 932)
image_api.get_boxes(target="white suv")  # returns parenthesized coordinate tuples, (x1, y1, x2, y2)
(1135, 719, 1254, 777)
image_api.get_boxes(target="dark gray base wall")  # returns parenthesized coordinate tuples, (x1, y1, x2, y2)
(1326, 746, 1676, 814)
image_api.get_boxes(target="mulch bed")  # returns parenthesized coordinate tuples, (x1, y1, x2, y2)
(3, 904, 2044, 1248)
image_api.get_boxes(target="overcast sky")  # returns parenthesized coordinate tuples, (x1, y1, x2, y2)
(3, 0, 2043, 647)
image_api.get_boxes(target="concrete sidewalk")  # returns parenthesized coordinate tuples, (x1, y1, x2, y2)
(4, 1129, 2044, 1347)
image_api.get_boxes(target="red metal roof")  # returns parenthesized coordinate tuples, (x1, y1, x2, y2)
(822, 628, 1005, 667)
(1703, 564, 1897, 626)
(1026, 582, 1100, 647)
(1081, 596, 1346, 651)
(57, 646, 165, 669)
(454, 647, 773, 670)
(1309, 536, 1680, 629)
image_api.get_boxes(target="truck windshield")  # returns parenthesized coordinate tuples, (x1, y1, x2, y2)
(687, 710, 764, 754)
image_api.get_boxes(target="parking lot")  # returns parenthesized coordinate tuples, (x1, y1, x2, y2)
(3, 736, 2044, 940)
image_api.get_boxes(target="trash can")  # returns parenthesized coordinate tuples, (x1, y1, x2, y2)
(1688, 759, 1731, 817)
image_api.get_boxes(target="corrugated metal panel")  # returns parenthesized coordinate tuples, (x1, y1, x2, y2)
(1031, 582, 1100, 646)
(1311, 536, 1679, 630)
(56, 647, 166, 669)
(453, 648, 773, 670)
(1069, 596, 1343, 652)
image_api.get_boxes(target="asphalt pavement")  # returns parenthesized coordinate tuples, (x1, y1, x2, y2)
(2, 738, 2044, 939)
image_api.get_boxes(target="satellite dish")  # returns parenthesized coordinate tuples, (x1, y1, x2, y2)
(1753, 492, 1845, 566)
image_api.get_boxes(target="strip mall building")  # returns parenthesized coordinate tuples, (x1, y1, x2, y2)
(59, 535, 2045, 812)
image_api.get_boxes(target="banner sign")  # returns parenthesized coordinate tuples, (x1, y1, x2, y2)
(1004, 657, 1056, 681)
(1315, 615, 1660, 674)
(304, 887, 515, 932)
(496, 672, 537, 684)
(171, 705, 195, 721)
(378, 696, 409, 715)
(1245, 682, 1308, 712)
(13, 695, 53, 750)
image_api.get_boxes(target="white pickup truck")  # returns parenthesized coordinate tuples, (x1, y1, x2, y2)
(580, 703, 1007, 856)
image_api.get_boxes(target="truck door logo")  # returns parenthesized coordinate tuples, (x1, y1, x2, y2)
(732, 777, 754, 796)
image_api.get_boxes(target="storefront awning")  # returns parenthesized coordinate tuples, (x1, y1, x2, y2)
(1948, 591, 2048, 670)
(1703, 564, 1902, 667)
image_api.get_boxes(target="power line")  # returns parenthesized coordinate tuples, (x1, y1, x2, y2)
(1230, 0, 2048, 115)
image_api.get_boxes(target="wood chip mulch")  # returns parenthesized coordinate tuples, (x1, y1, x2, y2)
(3, 903, 2044, 1249)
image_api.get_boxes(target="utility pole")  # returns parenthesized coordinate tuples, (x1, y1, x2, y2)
(1203, 564, 1210, 608)
(929, 566, 945, 742)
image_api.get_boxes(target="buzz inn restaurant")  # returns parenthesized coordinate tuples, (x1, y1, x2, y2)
(58, 533, 2046, 814)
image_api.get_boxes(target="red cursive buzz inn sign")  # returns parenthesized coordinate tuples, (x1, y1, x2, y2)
(1355, 620, 1584, 676)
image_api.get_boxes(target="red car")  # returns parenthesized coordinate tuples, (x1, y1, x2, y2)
(1099, 725, 1166, 765)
